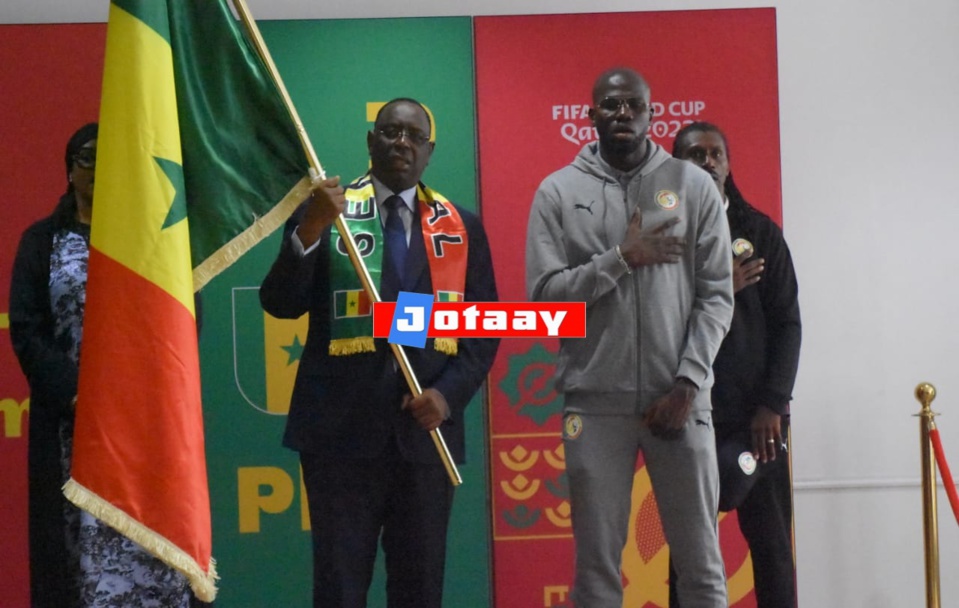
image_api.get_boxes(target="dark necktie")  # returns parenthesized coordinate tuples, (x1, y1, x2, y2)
(384, 194, 408, 278)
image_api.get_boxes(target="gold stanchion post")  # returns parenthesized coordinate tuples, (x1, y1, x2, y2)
(915, 382, 940, 608)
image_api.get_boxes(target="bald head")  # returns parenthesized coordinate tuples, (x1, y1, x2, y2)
(592, 67, 650, 105)
(588, 67, 652, 171)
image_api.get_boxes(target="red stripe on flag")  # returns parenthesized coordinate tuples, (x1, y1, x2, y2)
(73, 248, 210, 565)
(357, 290, 372, 316)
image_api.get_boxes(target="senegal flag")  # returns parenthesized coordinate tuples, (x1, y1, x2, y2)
(64, 0, 308, 601)
(334, 289, 373, 318)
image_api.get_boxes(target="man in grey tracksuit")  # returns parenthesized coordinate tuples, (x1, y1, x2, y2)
(526, 67, 734, 608)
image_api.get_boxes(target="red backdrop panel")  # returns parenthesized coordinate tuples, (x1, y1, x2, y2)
(0, 23, 105, 608)
(476, 9, 781, 608)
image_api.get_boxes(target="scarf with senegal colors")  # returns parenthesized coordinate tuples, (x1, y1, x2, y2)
(328, 173, 468, 356)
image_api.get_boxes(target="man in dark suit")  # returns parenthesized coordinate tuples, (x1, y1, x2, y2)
(260, 98, 498, 608)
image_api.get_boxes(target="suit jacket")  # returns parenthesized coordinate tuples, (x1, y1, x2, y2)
(259, 187, 498, 464)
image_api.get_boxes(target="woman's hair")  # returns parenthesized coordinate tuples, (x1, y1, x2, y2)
(64, 122, 98, 191)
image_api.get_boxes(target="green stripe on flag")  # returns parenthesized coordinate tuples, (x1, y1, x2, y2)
(165, 0, 309, 289)
(113, 0, 171, 43)
(333, 291, 347, 318)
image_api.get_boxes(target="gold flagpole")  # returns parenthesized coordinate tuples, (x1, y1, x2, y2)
(231, 0, 462, 486)
(915, 382, 940, 608)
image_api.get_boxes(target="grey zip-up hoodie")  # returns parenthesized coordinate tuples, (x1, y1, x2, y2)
(526, 141, 733, 414)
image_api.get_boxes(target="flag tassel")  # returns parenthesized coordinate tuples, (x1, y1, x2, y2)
(193, 175, 312, 291)
(63, 479, 220, 602)
(63, 479, 219, 602)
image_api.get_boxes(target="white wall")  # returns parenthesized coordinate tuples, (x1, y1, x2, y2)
(5, 0, 959, 605)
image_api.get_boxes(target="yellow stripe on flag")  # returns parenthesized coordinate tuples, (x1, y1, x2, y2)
(68, 1, 213, 600)
(346, 290, 361, 316)
(92, 4, 194, 313)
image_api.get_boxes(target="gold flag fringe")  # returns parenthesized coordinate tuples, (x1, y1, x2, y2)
(434, 338, 458, 355)
(329, 336, 376, 356)
(192, 176, 313, 292)
(329, 337, 459, 356)
(63, 478, 219, 602)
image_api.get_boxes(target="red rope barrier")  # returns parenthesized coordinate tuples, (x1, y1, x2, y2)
(929, 428, 959, 527)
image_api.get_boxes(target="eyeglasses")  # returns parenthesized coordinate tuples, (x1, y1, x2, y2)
(596, 97, 649, 115)
(375, 126, 431, 145)
(73, 148, 97, 170)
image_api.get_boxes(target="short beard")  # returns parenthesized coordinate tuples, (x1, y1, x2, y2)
(598, 132, 641, 157)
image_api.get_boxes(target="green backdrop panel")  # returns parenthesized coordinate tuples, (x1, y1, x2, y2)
(198, 16, 488, 608)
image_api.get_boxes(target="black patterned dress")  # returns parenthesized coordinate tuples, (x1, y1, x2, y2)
(48, 224, 192, 608)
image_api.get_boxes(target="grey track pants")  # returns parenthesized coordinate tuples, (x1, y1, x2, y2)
(563, 405, 728, 608)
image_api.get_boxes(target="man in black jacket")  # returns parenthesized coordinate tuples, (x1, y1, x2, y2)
(671, 122, 802, 608)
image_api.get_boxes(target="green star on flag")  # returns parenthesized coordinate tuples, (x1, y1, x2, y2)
(157, 156, 187, 229)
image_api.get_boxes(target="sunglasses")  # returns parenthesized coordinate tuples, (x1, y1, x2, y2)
(596, 97, 649, 114)
(73, 147, 97, 170)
